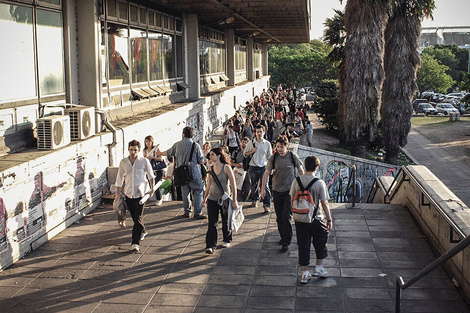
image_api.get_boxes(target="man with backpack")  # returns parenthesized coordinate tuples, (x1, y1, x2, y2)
(261, 136, 304, 252)
(289, 155, 333, 284)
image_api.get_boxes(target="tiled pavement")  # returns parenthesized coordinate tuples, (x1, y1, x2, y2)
(1, 201, 469, 313)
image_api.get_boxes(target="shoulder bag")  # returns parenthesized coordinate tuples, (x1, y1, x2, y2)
(173, 142, 195, 187)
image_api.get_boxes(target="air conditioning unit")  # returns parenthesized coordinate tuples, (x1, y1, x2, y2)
(65, 106, 95, 140)
(37, 115, 71, 150)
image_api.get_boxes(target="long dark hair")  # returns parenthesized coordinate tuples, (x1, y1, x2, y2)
(210, 147, 229, 164)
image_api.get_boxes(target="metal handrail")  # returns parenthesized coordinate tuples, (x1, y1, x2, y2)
(387, 167, 466, 239)
(395, 235, 470, 312)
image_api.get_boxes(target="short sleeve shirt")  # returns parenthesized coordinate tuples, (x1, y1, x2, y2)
(289, 174, 329, 220)
(166, 137, 204, 181)
(266, 151, 303, 192)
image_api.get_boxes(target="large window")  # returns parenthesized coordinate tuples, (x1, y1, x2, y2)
(199, 40, 225, 75)
(130, 28, 147, 83)
(149, 31, 163, 81)
(102, 2, 183, 92)
(254, 45, 262, 70)
(108, 23, 129, 86)
(235, 44, 246, 71)
(0, 2, 64, 104)
(162, 33, 173, 79)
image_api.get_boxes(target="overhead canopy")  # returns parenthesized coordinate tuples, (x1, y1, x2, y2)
(154, 0, 311, 43)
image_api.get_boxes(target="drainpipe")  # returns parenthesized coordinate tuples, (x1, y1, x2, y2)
(96, 110, 118, 166)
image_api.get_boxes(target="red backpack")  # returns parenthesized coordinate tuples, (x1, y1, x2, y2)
(291, 177, 319, 223)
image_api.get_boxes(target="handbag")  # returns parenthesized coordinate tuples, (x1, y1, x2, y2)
(208, 167, 244, 232)
(228, 204, 244, 232)
(173, 143, 195, 187)
(151, 158, 167, 171)
(112, 192, 127, 223)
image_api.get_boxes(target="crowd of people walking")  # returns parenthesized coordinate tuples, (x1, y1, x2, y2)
(114, 84, 332, 283)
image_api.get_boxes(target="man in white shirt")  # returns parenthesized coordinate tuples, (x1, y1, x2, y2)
(244, 124, 272, 213)
(115, 140, 155, 252)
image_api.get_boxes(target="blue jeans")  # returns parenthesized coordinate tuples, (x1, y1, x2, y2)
(182, 179, 203, 215)
(273, 190, 292, 246)
(249, 166, 271, 207)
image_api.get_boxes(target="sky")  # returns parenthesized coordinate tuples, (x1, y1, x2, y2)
(310, 0, 470, 40)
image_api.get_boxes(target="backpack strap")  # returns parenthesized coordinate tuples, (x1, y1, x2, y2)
(273, 151, 297, 170)
(208, 165, 225, 194)
(305, 177, 320, 219)
(305, 177, 319, 190)
(295, 176, 305, 191)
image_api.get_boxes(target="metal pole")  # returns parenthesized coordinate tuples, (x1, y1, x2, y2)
(395, 277, 404, 313)
(351, 165, 356, 208)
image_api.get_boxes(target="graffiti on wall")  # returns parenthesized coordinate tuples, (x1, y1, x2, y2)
(0, 155, 105, 254)
(297, 146, 397, 203)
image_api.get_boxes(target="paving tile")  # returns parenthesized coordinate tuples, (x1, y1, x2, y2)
(340, 268, 386, 278)
(150, 293, 200, 307)
(197, 294, 247, 308)
(246, 296, 295, 310)
(295, 296, 345, 311)
(203, 284, 250, 296)
(144, 306, 195, 313)
(102, 290, 154, 303)
(206, 274, 253, 285)
(94, 302, 146, 313)
(337, 251, 378, 260)
(296, 286, 342, 298)
(249, 285, 295, 297)
(254, 265, 297, 276)
(343, 287, 392, 299)
(343, 298, 394, 312)
(252, 274, 297, 286)
(341, 277, 389, 288)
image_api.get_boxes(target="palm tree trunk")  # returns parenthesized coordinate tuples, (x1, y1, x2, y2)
(381, 2, 421, 164)
(339, 0, 389, 158)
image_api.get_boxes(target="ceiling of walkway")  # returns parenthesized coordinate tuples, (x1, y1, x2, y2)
(154, 0, 311, 43)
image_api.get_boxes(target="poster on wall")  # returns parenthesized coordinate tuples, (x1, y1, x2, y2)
(0, 198, 8, 253)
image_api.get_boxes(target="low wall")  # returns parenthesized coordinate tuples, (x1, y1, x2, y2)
(296, 146, 398, 203)
(0, 78, 269, 270)
(373, 165, 470, 301)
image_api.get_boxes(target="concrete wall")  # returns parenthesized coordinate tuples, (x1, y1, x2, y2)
(296, 146, 398, 203)
(0, 78, 268, 270)
(372, 165, 470, 301)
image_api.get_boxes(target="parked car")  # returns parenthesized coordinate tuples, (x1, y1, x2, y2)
(435, 103, 459, 115)
(412, 99, 429, 111)
(446, 92, 466, 99)
(416, 103, 438, 115)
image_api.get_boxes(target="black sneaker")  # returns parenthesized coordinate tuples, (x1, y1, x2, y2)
(194, 213, 207, 219)
(280, 245, 289, 252)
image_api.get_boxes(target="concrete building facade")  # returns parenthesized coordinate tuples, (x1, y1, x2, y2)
(0, 0, 310, 269)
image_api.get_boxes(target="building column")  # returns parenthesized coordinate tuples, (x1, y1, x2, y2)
(247, 36, 254, 81)
(76, 0, 100, 107)
(186, 14, 200, 100)
(63, 0, 79, 104)
(226, 29, 235, 87)
(262, 42, 269, 76)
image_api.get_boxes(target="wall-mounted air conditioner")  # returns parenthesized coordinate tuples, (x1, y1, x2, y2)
(37, 115, 71, 150)
(65, 106, 95, 140)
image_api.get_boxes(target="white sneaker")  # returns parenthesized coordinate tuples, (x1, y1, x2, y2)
(140, 231, 148, 241)
(131, 244, 140, 252)
(314, 265, 329, 278)
(205, 247, 214, 254)
(156, 199, 163, 206)
(222, 242, 231, 248)
(300, 271, 312, 284)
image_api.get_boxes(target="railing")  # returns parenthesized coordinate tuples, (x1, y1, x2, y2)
(395, 235, 470, 312)
(382, 166, 470, 312)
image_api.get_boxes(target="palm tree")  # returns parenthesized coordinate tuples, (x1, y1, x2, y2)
(381, 0, 435, 164)
(323, 9, 346, 69)
(339, 0, 391, 158)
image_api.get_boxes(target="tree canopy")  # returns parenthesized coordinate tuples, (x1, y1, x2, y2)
(417, 53, 455, 93)
(268, 41, 336, 88)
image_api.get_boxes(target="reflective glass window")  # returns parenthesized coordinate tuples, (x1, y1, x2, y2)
(130, 28, 147, 83)
(108, 23, 129, 86)
(37, 9, 64, 95)
(0, 4, 36, 101)
(149, 31, 162, 81)
(162, 33, 173, 79)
